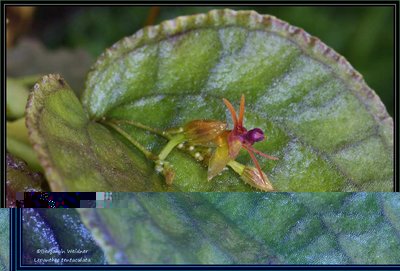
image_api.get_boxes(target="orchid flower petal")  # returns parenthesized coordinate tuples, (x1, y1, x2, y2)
(223, 98, 238, 128)
(238, 94, 245, 127)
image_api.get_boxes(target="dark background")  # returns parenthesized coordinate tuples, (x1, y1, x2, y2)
(8, 6, 394, 116)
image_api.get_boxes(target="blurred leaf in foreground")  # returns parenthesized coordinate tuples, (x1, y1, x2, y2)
(6, 77, 35, 120)
(77, 193, 400, 264)
(22, 208, 106, 265)
(7, 118, 42, 172)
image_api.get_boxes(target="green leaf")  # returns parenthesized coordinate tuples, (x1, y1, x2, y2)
(25, 75, 163, 191)
(0, 210, 9, 271)
(77, 193, 400, 264)
(7, 118, 42, 172)
(26, 9, 393, 191)
(22, 209, 106, 265)
(6, 153, 47, 207)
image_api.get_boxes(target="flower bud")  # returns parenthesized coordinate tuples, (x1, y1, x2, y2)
(155, 160, 175, 185)
(163, 163, 175, 185)
(241, 166, 274, 192)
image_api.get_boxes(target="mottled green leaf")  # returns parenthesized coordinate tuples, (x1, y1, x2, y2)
(27, 9, 393, 191)
(0, 210, 9, 271)
(77, 193, 400, 264)
(22, 208, 106, 265)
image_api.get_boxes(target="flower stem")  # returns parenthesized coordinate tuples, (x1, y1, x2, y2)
(109, 119, 171, 139)
(158, 134, 185, 161)
(104, 121, 158, 161)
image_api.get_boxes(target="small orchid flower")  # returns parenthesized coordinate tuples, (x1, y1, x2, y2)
(109, 95, 278, 191)
(207, 95, 278, 185)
